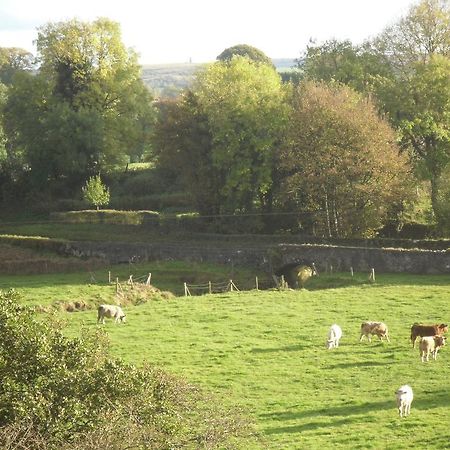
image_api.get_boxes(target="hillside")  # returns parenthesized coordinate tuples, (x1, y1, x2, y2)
(141, 58, 296, 97)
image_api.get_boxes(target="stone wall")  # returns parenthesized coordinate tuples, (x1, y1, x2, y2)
(61, 241, 450, 275)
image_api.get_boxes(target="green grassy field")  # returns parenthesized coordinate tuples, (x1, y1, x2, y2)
(3, 267, 450, 449)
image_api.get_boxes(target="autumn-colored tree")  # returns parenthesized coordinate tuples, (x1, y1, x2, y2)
(279, 81, 414, 237)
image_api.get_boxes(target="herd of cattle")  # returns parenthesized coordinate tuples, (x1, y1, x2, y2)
(327, 321, 448, 417)
(96, 303, 447, 418)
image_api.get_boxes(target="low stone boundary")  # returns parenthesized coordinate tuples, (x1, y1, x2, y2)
(59, 241, 450, 275)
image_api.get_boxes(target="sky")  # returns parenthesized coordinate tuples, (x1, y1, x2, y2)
(0, 0, 416, 65)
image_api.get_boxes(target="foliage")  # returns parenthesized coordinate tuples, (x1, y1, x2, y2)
(81, 175, 110, 210)
(3, 19, 155, 196)
(298, 39, 393, 93)
(372, 0, 450, 221)
(374, 0, 450, 70)
(279, 81, 414, 237)
(154, 57, 287, 219)
(0, 289, 256, 449)
(0, 47, 35, 85)
(216, 44, 274, 67)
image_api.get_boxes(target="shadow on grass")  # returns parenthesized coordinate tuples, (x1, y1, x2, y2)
(250, 344, 306, 353)
(262, 389, 450, 435)
(325, 360, 395, 369)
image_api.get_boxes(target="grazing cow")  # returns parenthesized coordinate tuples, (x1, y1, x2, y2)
(359, 321, 390, 343)
(97, 304, 126, 324)
(419, 335, 446, 362)
(326, 324, 342, 349)
(395, 385, 413, 417)
(410, 323, 448, 348)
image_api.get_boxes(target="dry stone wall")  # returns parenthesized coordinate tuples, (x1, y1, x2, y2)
(61, 241, 450, 275)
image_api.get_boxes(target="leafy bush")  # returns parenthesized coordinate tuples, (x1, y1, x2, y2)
(0, 289, 256, 449)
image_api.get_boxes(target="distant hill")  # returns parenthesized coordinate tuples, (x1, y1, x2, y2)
(141, 58, 296, 98)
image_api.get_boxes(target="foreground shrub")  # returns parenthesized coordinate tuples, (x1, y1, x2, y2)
(0, 290, 256, 449)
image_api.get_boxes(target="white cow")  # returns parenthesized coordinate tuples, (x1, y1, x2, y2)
(419, 335, 446, 362)
(326, 324, 342, 349)
(97, 304, 126, 324)
(395, 385, 413, 417)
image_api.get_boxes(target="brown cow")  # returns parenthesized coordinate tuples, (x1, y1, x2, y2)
(410, 323, 448, 348)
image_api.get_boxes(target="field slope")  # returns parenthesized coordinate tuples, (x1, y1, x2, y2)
(54, 272, 450, 449)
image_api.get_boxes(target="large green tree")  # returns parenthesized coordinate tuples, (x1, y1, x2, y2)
(154, 57, 287, 219)
(279, 81, 414, 237)
(4, 18, 155, 196)
(373, 0, 450, 221)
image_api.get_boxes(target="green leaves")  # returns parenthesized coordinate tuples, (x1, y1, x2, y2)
(82, 175, 110, 210)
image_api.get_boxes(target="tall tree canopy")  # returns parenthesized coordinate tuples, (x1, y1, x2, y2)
(154, 57, 286, 218)
(374, 0, 450, 221)
(4, 18, 155, 195)
(279, 81, 413, 237)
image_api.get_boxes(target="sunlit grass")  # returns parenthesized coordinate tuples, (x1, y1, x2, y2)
(8, 269, 448, 449)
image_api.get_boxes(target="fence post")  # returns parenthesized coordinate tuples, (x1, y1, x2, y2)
(108, 271, 111, 283)
(281, 275, 286, 289)
(369, 268, 376, 282)
(208, 281, 212, 294)
(255, 276, 259, 291)
(116, 277, 119, 294)
(146, 273, 152, 285)
(184, 282, 188, 297)
(350, 267, 354, 277)
(229, 280, 234, 292)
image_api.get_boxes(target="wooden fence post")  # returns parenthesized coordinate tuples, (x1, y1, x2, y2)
(255, 276, 259, 291)
(184, 282, 188, 297)
(350, 267, 354, 277)
(146, 273, 152, 285)
(108, 271, 111, 283)
(369, 268, 375, 282)
(208, 281, 212, 294)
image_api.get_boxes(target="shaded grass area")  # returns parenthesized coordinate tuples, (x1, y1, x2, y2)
(8, 268, 449, 449)
(0, 260, 268, 306)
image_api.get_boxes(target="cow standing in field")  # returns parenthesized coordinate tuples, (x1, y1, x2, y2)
(326, 324, 342, 349)
(359, 321, 390, 343)
(395, 385, 413, 417)
(419, 335, 446, 362)
(97, 304, 126, 324)
(410, 323, 448, 348)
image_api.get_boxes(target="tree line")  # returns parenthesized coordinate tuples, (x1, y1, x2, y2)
(0, 0, 449, 238)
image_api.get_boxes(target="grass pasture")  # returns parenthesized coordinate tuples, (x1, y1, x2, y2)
(10, 268, 448, 449)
